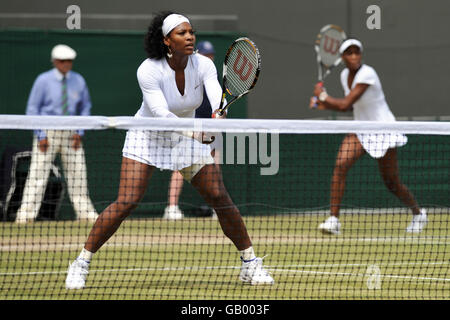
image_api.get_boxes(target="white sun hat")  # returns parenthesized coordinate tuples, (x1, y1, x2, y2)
(51, 44, 77, 60)
(339, 39, 363, 54)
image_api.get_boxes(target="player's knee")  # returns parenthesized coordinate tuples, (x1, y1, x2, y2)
(205, 187, 227, 205)
(115, 199, 139, 216)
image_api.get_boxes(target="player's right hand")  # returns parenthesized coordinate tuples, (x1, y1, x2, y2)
(212, 109, 226, 119)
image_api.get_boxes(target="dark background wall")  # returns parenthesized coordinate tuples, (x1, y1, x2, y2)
(1, 0, 449, 119)
(0, 29, 247, 118)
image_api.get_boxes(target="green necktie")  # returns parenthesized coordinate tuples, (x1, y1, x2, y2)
(61, 76, 69, 115)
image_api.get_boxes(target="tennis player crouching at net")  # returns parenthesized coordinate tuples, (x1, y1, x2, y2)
(310, 39, 427, 235)
(65, 12, 274, 289)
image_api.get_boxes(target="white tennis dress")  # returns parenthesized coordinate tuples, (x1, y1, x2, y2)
(340, 64, 407, 158)
(122, 53, 222, 170)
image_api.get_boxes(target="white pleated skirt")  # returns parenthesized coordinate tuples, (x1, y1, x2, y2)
(122, 130, 214, 170)
(357, 133, 408, 158)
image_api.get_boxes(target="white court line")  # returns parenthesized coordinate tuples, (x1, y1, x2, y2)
(1, 262, 449, 283)
(1, 235, 450, 251)
(270, 267, 450, 283)
(280, 261, 450, 269)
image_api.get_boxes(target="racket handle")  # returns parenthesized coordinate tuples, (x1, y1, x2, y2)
(311, 96, 318, 109)
(311, 82, 324, 108)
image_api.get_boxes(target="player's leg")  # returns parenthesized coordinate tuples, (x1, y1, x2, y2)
(60, 138, 98, 222)
(163, 171, 184, 220)
(191, 163, 250, 249)
(66, 157, 154, 289)
(189, 163, 273, 285)
(319, 134, 365, 234)
(330, 134, 366, 216)
(85, 157, 154, 252)
(377, 148, 427, 233)
(209, 145, 221, 219)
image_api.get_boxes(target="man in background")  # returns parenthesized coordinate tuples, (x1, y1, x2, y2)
(15, 44, 98, 224)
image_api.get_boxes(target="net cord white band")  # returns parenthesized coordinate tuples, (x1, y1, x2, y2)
(1, 115, 449, 135)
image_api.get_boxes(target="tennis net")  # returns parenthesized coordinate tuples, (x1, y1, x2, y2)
(0, 115, 449, 300)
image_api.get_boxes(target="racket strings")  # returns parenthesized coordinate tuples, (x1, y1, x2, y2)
(226, 41, 259, 96)
(318, 28, 346, 68)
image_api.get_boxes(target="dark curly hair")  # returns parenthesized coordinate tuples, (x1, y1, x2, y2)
(144, 11, 176, 59)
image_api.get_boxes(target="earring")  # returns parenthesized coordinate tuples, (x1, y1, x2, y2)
(167, 47, 173, 59)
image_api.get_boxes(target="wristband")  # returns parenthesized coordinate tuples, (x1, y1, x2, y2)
(319, 91, 328, 102)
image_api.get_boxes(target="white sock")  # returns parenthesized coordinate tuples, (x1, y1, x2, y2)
(240, 247, 256, 262)
(78, 248, 93, 263)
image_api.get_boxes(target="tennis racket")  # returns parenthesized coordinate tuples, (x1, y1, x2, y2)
(312, 24, 346, 107)
(215, 37, 261, 117)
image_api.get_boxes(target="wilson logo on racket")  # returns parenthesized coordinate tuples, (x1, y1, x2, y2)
(216, 37, 261, 116)
(322, 35, 340, 55)
(233, 50, 254, 81)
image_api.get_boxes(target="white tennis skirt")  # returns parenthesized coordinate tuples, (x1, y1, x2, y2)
(357, 133, 408, 158)
(122, 130, 214, 170)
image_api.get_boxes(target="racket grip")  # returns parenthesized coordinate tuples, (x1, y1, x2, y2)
(311, 82, 323, 108)
(311, 96, 318, 109)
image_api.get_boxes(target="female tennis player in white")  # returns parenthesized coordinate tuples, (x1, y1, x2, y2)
(65, 12, 273, 289)
(310, 39, 427, 235)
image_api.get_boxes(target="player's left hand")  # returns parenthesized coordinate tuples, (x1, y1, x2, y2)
(313, 83, 325, 97)
(72, 134, 82, 150)
(202, 133, 215, 144)
(191, 131, 215, 144)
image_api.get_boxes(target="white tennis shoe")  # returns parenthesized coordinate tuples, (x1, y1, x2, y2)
(406, 209, 428, 233)
(239, 257, 274, 285)
(163, 205, 184, 220)
(318, 216, 341, 235)
(65, 258, 89, 290)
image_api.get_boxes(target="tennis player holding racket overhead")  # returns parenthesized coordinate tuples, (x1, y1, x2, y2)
(65, 11, 273, 289)
(310, 39, 427, 235)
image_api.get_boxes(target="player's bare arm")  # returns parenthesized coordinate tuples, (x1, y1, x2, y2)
(313, 82, 369, 112)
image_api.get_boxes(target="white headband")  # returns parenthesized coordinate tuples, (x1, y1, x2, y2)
(339, 39, 363, 54)
(162, 14, 190, 37)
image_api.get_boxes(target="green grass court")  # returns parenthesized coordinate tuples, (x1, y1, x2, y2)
(0, 213, 449, 300)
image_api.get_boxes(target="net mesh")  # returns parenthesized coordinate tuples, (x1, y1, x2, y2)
(225, 39, 259, 95)
(0, 116, 449, 300)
